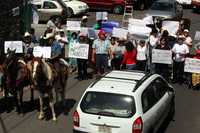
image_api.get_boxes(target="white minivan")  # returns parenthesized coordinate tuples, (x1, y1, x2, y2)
(73, 70, 175, 133)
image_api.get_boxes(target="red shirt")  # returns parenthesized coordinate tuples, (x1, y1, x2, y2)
(122, 50, 137, 65)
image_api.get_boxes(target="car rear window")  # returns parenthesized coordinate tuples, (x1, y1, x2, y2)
(80, 92, 136, 118)
(151, 2, 173, 11)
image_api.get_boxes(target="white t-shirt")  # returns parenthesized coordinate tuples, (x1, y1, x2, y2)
(172, 43, 189, 62)
(149, 35, 158, 47)
(137, 45, 147, 61)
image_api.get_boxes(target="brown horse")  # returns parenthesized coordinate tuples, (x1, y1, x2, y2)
(32, 57, 68, 121)
(4, 49, 33, 113)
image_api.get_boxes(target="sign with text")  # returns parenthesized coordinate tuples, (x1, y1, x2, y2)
(33, 46, 51, 58)
(184, 58, 200, 73)
(68, 43, 89, 59)
(162, 21, 179, 37)
(128, 24, 152, 37)
(112, 27, 128, 39)
(96, 12, 108, 20)
(66, 21, 81, 31)
(194, 31, 200, 41)
(152, 49, 172, 64)
(4, 41, 23, 54)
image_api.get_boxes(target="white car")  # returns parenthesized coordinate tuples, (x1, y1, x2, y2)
(73, 70, 175, 133)
(176, 0, 192, 5)
(63, 0, 89, 17)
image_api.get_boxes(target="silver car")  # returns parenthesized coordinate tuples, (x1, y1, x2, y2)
(146, 0, 183, 19)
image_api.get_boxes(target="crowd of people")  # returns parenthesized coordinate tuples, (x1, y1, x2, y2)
(22, 15, 199, 87)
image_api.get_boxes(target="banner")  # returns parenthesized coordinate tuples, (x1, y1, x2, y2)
(4, 41, 23, 54)
(194, 31, 200, 41)
(112, 27, 128, 39)
(33, 46, 51, 58)
(184, 58, 200, 73)
(152, 49, 172, 64)
(162, 21, 179, 37)
(68, 43, 89, 59)
(66, 21, 81, 31)
(96, 12, 108, 20)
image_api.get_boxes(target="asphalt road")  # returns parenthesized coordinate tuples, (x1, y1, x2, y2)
(1, 9, 200, 133)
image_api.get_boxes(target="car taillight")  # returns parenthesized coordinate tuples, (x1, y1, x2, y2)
(132, 117, 143, 133)
(73, 111, 80, 127)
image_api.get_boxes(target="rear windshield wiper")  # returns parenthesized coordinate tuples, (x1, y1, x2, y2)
(97, 111, 116, 116)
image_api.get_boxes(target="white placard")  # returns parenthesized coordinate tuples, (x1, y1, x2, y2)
(66, 21, 81, 31)
(4, 41, 23, 54)
(96, 12, 108, 20)
(142, 16, 154, 25)
(112, 27, 128, 39)
(194, 31, 200, 41)
(129, 18, 146, 26)
(68, 43, 89, 59)
(33, 46, 51, 58)
(184, 58, 200, 73)
(152, 49, 172, 64)
(128, 25, 152, 37)
(162, 21, 179, 36)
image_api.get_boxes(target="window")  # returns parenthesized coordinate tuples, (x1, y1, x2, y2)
(80, 92, 136, 118)
(36, 4, 41, 9)
(43, 2, 57, 9)
(142, 77, 168, 113)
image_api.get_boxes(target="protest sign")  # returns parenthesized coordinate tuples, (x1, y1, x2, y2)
(112, 27, 128, 39)
(66, 21, 81, 31)
(152, 49, 172, 64)
(194, 31, 200, 41)
(129, 18, 146, 26)
(68, 43, 89, 59)
(4, 41, 23, 54)
(96, 12, 108, 20)
(162, 21, 179, 37)
(142, 16, 153, 25)
(128, 24, 152, 37)
(33, 46, 51, 58)
(184, 58, 200, 73)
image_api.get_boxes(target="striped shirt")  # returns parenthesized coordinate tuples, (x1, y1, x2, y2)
(92, 39, 110, 54)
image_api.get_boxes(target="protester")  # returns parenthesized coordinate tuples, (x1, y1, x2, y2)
(23, 32, 35, 61)
(55, 30, 68, 57)
(172, 36, 189, 84)
(155, 38, 171, 81)
(76, 32, 89, 80)
(30, 28, 38, 44)
(121, 41, 137, 70)
(111, 38, 125, 70)
(136, 40, 147, 71)
(92, 30, 111, 75)
(81, 16, 88, 27)
(183, 29, 193, 49)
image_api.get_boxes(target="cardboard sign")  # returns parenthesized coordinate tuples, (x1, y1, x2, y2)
(96, 12, 108, 20)
(152, 49, 172, 64)
(129, 18, 146, 26)
(68, 43, 89, 59)
(162, 21, 179, 37)
(128, 25, 152, 37)
(112, 27, 128, 39)
(194, 31, 200, 41)
(184, 58, 200, 73)
(66, 21, 81, 31)
(4, 41, 23, 54)
(33, 46, 51, 58)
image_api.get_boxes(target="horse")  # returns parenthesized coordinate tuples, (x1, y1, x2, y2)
(4, 49, 33, 113)
(32, 57, 68, 121)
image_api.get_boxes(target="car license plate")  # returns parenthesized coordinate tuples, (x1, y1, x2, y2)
(98, 125, 111, 133)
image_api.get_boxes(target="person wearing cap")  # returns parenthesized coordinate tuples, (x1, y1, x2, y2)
(23, 32, 35, 61)
(55, 30, 68, 57)
(81, 16, 88, 27)
(76, 32, 89, 80)
(183, 29, 193, 49)
(92, 30, 111, 75)
(172, 35, 189, 84)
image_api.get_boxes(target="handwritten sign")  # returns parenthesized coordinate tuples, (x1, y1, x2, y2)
(184, 58, 200, 73)
(162, 21, 179, 37)
(112, 27, 128, 39)
(194, 31, 200, 41)
(4, 41, 23, 54)
(66, 21, 81, 31)
(129, 18, 146, 26)
(152, 49, 172, 64)
(33, 46, 51, 58)
(68, 43, 89, 59)
(128, 25, 152, 37)
(96, 12, 108, 20)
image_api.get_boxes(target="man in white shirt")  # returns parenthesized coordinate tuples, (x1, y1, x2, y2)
(172, 36, 189, 84)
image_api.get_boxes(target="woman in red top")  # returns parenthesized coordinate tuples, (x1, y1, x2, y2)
(121, 41, 137, 70)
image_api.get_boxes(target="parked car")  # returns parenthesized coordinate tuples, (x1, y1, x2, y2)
(73, 70, 175, 133)
(176, 0, 192, 5)
(192, 0, 200, 12)
(146, 0, 183, 19)
(32, 0, 88, 22)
